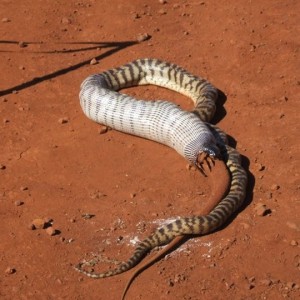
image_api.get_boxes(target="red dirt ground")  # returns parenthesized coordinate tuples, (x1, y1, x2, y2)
(1, 1, 299, 299)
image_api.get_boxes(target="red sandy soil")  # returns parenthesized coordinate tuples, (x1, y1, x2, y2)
(1, 1, 299, 299)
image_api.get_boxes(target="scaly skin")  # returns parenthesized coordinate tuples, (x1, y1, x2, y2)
(74, 125, 247, 300)
(120, 155, 231, 300)
(75, 59, 248, 299)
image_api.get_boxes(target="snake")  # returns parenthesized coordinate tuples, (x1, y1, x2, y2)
(75, 58, 247, 299)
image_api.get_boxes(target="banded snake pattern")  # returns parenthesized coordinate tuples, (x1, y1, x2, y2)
(75, 58, 247, 298)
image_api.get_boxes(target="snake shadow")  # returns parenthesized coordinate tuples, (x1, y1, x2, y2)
(0, 40, 139, 97)
(211, 89, 227, 124)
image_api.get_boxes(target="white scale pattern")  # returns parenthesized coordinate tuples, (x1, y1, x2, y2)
(79, 60, 219, 164)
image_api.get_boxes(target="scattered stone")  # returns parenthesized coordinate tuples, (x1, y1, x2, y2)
(27, 223, 35, 230)
(90, 58, 98, 65)
(167, 278, 174, 287)
(137, 33, 151, 42)
(266, 192, 272, 199)
(174, 273, 186, 283)
(254, 203, 271, 216)
(81, 213, 94, 220)
(98, 125, 108, 134)
(255, 163, 265, 171)
(280, 96, 288, 102)
(159, 0, 167, 4)
(61, 17, 71, 24)
(2, 18, 11, 23)
(130, 193, 136, 199)
(58, 117, 69, 124)
(240, 222, 250, 229)
(247, 283, 255, 289)
(290, 240, 298, 246)
(18, 41, 27, 48)
(158, 9, 167, 15)
(132, 13, 141, 19)
(5, 267, 16, 274)
(260, 279, 272, 286)
(45, 227, 57, 236)
(20, 186, 28, 191)
(286, 282, 296, 289)
(31, 218, 46, 229)
(59, 236, 65, 243)
(0, 164, 6, 170)
(14, 200, 24, 206)
(70, 218, 76, 223)
(3, 119, 9, 124)
(271, 184, 280, 191)
(90, 190, 107, 199)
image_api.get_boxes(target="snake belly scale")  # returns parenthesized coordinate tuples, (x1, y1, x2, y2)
(76, 59, 247, 287)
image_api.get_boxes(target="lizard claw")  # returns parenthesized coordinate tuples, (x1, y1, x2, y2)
(196, 152, 215, 176)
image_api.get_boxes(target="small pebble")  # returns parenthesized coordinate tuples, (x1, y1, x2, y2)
(247, 283, 255, 290)
(18, 41, 27, 48)
(280, 96, 288, 101)
(98, 125, 108, 134)
(0, 164, 6, 170)
(167, 279, 174, 287)
(90, 58, 98, 65)
(20, 186, 28, 191)
(2, 18, 11, 23)
(271, 184, 280, 191)
(58, 117, 69, 124)
(130, 193, 136, 199)
(290, 240, 298, 246)
(61, 17, 71, 24)
(254, 203, 271, 216)
(260, 279, 272, 286)
(31, 218, 46, 229)
(5, 267, 16, 274)
(27, 223, 35, 230)
(14, 200, 24, 206)
(255, 163, 265, 171)
(158, 9, 167, 15)
(45, 227, 57, 236)
(137, 33, 151, 42)
(159, 0, 167, 3)
(81, 213, 94, 220)
(240, 222, 250, 229)
(286, 282, 295, 289)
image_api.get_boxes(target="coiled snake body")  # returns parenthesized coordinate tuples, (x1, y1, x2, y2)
(76, 58, 247, 298)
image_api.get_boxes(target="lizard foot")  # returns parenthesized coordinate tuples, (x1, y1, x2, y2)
(196, 152, 215, 176)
